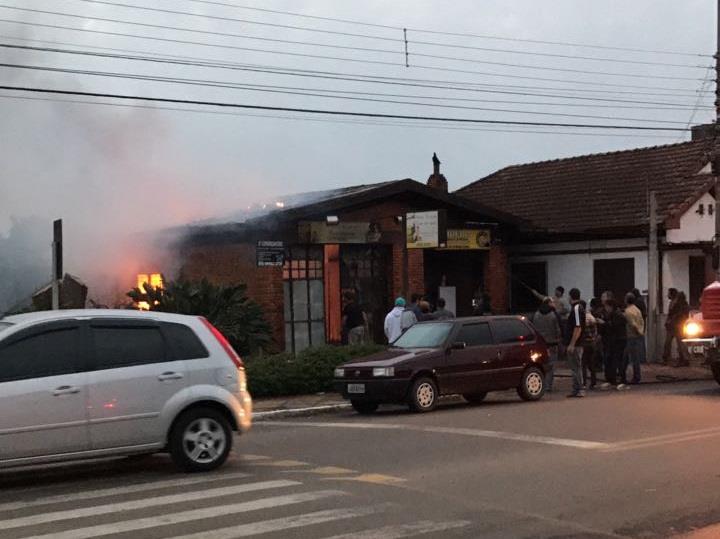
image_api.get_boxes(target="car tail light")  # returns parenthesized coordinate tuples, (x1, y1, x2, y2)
(199, 317, 244, 369)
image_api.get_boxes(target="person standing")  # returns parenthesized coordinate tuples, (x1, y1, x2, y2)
(624, 292, 645, 384)
(580, 300, 598, 389)
(433, 297, 455, 320)
(631, 288, 648, 365)
(599, 298, 629, 390)
(564, 288, 586, 398)
(342, 291, 366, 345)
(384, 297, 417, 344)
(663, 288, 690, 365)
(552, 286, 570, 320)
(674, 292, 691, 367)
(409, 293, 423, 321)
(532, 297, 562, 392)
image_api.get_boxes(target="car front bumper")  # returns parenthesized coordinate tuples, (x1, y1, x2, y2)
(334, 378, 410, 403)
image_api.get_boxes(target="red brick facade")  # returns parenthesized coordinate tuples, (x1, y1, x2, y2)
(484, 245, 509, 314)
(181, 243, 285, 350)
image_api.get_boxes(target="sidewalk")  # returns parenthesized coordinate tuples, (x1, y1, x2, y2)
(554, 360, 713, 384)
(253, 361, 714, 419)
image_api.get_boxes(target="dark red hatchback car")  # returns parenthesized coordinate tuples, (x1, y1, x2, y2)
(334, 316, 549, 414)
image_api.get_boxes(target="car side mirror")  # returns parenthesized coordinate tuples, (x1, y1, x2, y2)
(451, 341, 467, 350)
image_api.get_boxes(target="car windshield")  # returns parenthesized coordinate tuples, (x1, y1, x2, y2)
(392, 322, 453, 348)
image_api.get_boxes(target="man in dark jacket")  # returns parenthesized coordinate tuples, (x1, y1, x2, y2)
(532, 297, 562, 392)
(662, 288, 689, 365)
(599, 298, 629, 390)
(565, 288, 586, 398)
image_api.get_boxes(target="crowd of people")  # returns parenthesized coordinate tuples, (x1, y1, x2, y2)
(348, 284, 693, 398)
(531, 285, 690, 398)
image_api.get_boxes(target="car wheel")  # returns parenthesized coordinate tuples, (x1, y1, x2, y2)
(169, 407, 232, 472)
(517, 367, 545, 401)
(408, 376, 438, 413)
(463, 392, 488, 405)
(351, 400, 379, 414)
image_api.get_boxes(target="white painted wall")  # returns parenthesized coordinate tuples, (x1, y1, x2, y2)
(511, 243, 648, 302)
(661, 248, 704, 311)
(666, 191, 715, 244)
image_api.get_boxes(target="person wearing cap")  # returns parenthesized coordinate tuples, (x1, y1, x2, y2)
(384, 297, 417, 344)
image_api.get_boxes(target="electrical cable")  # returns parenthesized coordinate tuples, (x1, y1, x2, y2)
(64, 1, 709, 72)
(0, 58, 693, 124)
(0, 6, 707, 85)
(0, 18, 710, 98)
(0, 92, 681, 139)
(0, 84, 691, 131)
(0, 40, 709, 107)
(79, 0, 712, 58)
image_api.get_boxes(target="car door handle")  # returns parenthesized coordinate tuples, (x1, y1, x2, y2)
(158, 372, 184, 381)
(53, 385, 81, 396)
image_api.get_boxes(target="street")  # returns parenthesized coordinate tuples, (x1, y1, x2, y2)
(2, 381, 720, 538)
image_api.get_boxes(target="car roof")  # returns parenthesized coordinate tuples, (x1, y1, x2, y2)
(416, 315, 529, 324)
(1, 309, 200, 326)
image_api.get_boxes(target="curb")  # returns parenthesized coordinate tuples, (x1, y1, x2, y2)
(254, 403, 351, 421)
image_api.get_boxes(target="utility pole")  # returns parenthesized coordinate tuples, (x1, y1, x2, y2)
(648, 191, 658, 362)
(714, 0, 720, 280)
(51, 219, 62, 310)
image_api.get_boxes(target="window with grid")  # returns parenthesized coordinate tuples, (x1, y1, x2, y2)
(283, 246, 326, 353)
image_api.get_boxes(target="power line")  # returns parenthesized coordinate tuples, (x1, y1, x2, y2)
(174, 0, 712, 58)
(0, 6, 707, 86)
(0, 18, 710, 97)
(0, 92, 680, 139)
(2, 37, 710, 112)
(0, 84, 691, 131)
(70, 0, 709, 70)
(0, 37, 709, 107)
(0, 58, 693, 124)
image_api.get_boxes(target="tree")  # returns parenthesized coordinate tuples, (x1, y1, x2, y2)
(127, 278, 272, 356)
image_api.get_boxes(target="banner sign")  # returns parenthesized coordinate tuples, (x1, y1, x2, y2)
(406, 211, 446, 249)
(298, 222, 381, 244)
(440, 229, 491, 250)
(256, 240, 285, 267)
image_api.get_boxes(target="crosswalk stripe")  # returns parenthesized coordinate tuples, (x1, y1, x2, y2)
(166, 505, 385, 539)
(322, 519, 472, 539)
(0, 471, 251, 512)
(3, 479, 300, 531)
(22, 490, 347, 539)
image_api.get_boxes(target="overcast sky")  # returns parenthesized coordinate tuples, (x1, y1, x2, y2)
(0, 0, 715, 295)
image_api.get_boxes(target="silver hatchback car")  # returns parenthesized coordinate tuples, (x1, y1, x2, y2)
(0, 310, 252, 472)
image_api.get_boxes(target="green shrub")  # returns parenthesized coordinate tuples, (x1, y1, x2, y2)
(245, 344, 384, 398)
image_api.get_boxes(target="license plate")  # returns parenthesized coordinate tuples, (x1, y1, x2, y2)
(347, 383, 365, 394)
(692, 345, 705, 354)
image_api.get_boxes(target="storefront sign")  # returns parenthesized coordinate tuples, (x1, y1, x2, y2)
(406, 211, 446, 249)
(298, 221, 381, 244)
(440, 229, 491, 250)
(256, 240, 285, 267)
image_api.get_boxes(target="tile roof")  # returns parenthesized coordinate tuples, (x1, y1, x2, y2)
(456, 139, 716, 236)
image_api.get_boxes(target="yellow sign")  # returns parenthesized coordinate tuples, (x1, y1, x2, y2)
(441, 229, 491, 250)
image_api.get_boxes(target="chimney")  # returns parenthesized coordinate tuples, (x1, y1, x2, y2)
(692, 123, 716, 141)
(426, 152, 448, 192)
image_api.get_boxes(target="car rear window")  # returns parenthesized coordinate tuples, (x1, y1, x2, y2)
(162, 322, 209, 360)
(492, 319, 535, 344)
(455, 323, 493, 346)
(92, 326, 166, 369)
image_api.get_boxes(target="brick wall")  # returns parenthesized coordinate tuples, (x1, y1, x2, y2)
(181, 243, 285, 351)
(485, 244, 509, 314)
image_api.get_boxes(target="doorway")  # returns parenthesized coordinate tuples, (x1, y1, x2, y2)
(339, 245, 391, 344)
(424, 250, 485, 317)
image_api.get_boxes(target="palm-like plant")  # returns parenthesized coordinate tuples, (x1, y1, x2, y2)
(128, 278, 272, 356)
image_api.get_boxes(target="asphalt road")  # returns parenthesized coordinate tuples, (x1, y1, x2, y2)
(3, 381, 720, 538)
